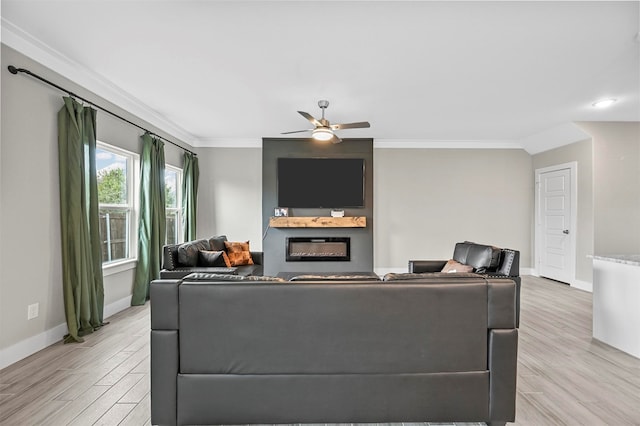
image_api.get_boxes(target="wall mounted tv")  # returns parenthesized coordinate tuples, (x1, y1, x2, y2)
(277, 157, 365, 208)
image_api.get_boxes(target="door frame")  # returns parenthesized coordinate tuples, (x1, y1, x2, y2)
(534, 161, 578, 285)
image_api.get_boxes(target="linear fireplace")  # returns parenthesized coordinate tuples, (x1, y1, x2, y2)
(286, 237, 350, 262)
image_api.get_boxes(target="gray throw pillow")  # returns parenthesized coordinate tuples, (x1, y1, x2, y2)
(208, 235, 228, 252)
(178, 239, 210, 266)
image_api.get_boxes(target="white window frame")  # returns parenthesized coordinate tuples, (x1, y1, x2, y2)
(165, 164, 184, 245)
(97, 141, 140, 275)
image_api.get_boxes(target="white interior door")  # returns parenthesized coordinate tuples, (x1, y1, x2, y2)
(537, 167, 575, 283)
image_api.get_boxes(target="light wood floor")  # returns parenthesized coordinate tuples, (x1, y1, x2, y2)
(1, 276, 640, 425)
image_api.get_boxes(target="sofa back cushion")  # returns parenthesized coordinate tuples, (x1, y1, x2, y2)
(208, 235, 228, 252)
(178, 239, 210, 266)
(179, 281, 489, 375)
(453, 242, 501, 273)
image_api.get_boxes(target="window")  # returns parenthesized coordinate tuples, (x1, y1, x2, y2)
(96, 142, 139, 265)
(165, 165, 183, 245)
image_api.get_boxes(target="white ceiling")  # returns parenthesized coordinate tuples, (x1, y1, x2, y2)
(2, 1, 639, 152)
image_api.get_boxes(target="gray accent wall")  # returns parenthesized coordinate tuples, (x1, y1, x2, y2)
(261, 138, 374, 276)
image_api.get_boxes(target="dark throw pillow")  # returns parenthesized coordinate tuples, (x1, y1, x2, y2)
(198, 250, 227, 267)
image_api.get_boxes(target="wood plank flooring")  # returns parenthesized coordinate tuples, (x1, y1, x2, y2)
(1, 275, 639, 425)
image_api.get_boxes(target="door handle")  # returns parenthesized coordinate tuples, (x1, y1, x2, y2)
(563, 229, 569, 234)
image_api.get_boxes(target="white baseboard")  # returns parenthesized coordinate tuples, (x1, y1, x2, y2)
(571, 279, 593, 293)
(0, 295, 132, 371)
(103, 295, 133, 319)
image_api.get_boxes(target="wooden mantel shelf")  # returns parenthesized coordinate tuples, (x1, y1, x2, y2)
(269, 216, 366, 228)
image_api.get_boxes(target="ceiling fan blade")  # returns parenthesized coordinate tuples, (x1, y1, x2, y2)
(330, 134, 342, 144)
(298, 111, 322, 127)
(331, 121, 371, 130)
(281, 129, 312, 135)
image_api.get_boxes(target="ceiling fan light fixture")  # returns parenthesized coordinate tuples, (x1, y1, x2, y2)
(312, 127, 334, 141)
(592, 98, 617, 108)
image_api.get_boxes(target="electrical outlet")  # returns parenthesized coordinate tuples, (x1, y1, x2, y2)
(27, 303, 39, 320)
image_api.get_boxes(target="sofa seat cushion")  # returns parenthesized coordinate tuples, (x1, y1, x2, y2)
(235, 264, 263, 277)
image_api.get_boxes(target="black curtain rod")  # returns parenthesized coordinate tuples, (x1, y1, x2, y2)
(7, 65, 197, 156)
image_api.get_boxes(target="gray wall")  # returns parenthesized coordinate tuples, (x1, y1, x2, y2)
(532, 139, 594, 284)
(261, 138, 374, 276)
(374, 148, 533, 273)
(0, 44, 191, 358)
(577, 122, 640, 255)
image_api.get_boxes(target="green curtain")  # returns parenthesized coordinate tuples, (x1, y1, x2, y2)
(131, 133, 166, 306)
(182, 151, 199, 241)
(58, 97, 105, 343)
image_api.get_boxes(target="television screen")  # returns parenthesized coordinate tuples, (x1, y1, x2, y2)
(277, 158, 365, 208)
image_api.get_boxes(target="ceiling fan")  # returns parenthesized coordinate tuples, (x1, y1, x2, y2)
(281, 100, 370, 143)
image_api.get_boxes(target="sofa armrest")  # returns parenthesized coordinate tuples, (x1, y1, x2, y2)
(251, 251, 263, 265)
(489, 329, 518, 423)
(150, 279, 181, 330)
(408, 259, 447, 273)
(496, 249, 520, 277)
(151, 330, 178, 426)
(150, 278, 180, 425)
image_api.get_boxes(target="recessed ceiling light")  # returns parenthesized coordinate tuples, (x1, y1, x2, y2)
(592, 98, 617, 108)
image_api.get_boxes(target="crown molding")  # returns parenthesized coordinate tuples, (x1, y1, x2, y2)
(1, 18, 197, 145)
(517, 122, 591, 155)
(192, 138, 263, 148)
(190, 138, 525, 149)
(373, 139, 523, 150)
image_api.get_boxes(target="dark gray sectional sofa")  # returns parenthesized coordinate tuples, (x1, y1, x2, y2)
(160, 235, 263, 279)
(408, 241, 521, 325)
(150, 273, 518, 426)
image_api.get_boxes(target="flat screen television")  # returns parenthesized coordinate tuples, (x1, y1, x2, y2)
(277, 157, 365, 208)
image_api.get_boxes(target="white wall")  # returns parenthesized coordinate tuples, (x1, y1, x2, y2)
(0, 44, 191, 368)
(374, 148, 533, 273)
(196, 147, 263, 250)
(577, 121, 640, 255)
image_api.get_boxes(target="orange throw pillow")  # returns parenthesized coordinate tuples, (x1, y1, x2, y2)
(221, 251, 232, 268)
(224, 240, 254, 266)
(441, 259, 474, 273)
